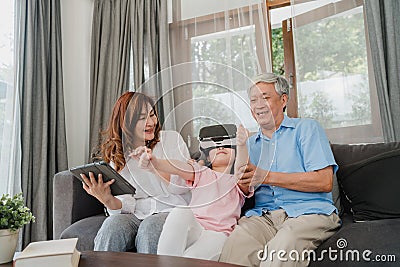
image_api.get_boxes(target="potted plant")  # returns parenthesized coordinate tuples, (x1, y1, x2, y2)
(0, 193, 35, 264)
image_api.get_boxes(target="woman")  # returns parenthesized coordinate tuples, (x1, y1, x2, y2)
(80, 92, 190, 253)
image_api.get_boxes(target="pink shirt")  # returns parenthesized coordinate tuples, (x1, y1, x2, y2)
(187, 163, 247, 235)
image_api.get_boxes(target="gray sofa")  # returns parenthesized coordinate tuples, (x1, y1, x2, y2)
(53, 142, 400, 266)
(309, 142, 400, 267)
(53, 169, 107, 251)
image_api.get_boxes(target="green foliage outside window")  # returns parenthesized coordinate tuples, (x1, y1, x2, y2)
(272, 28, 285, 76)
(294, 13, 367, 82)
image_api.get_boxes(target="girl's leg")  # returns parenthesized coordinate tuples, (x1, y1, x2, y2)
(184, 230, 227, 261)
(157, 208, 202, 257)
(94, 213, 141, 251)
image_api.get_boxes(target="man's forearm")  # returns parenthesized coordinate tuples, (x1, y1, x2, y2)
(259, 166, 333, 192)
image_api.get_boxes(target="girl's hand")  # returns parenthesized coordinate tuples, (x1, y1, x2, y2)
(81, 172, 115, 205)
(138, 149, 157, 172)
(129, 146, 150, 161)
(237, 124, 250, 146)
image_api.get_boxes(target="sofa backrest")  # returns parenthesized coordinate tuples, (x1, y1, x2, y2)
(331, 142, 400, 166)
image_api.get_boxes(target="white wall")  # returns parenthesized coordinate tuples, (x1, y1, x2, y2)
(60, 0, 93, 167)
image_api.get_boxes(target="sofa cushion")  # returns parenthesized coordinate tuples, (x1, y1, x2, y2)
(61, 215, 106, 251)
(331, 142, 400, 216)
(337, 149, 400, 221)
(71, 171, 105, 223)
(310, 217, 400, 267)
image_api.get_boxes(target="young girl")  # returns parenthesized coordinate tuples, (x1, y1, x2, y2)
(80, 92, 190, 253)
(132, 124, 252, 260)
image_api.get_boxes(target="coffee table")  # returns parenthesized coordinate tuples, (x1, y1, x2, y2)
(1, 251, 242, 267)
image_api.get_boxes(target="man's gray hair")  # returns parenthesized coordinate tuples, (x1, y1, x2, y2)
(248, 73, 290, 99)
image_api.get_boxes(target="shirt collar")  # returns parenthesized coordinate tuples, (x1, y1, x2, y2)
(280, 115, 296, 129)
(254, 115, 296, 143)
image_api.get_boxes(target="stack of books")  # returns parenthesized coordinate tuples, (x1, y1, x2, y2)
(14, 238, 80, 267)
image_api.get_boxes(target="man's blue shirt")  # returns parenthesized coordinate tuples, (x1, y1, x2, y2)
(245, 115, 338, 218)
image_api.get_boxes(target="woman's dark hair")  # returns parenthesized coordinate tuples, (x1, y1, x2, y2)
(101, 92, 161, 172)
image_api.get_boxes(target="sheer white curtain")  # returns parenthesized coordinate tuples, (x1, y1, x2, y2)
(0, 0, 21, 196)
(165, 0, 271, 154)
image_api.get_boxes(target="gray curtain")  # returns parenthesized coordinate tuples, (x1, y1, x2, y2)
(132, 0, 175, 129)
(89, 0, 132, 159)
(16, 0, 68, 246)
(365, 0, 400, 141)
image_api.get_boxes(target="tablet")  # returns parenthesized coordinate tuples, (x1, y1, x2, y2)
(70, 161, 136, 196)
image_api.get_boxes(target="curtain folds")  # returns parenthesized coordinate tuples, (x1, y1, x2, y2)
(89, 0, 132, 159)
(131, 0, 175, 129)
(16, 0, 68, 246)
(365, 0, 400, 142)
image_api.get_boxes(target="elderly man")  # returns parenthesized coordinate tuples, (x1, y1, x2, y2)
(219, 73, 341, 267)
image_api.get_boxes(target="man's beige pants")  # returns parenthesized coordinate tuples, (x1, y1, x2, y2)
(219, 209, 341, 267)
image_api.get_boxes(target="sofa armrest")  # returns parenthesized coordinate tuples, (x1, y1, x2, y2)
(53, 170, 104, 239)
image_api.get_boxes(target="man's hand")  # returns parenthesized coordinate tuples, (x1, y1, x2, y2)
(236, 124, 250, 146)
(237, 163, 266, 187)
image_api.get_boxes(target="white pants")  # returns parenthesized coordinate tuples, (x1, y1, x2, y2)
(157, 207, 227, 261)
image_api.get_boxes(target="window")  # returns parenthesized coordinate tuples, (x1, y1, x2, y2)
(190, 26, 259, 136)
(129, 47, 135, 91)
(0, 0, 14, 148)
(0, 0, 18, 195)
(291, 2, 383, 143)
(268, 0, 383, 144)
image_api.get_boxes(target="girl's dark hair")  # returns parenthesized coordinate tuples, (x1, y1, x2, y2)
(101, 92, 161, 172)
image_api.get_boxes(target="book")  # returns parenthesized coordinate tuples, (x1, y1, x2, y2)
(13, 238, 80, 267)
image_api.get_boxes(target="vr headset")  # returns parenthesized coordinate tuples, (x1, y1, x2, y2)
(199, 124, 237, 152)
